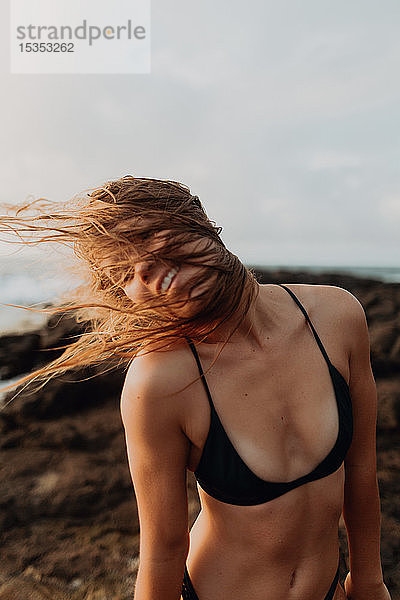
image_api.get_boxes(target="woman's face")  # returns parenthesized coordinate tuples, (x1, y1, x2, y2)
(101, 230, 219, 316)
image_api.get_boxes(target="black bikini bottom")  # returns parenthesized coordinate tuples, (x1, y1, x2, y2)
(182, 562, 340, 600)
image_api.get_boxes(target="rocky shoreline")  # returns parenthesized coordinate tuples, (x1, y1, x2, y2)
(0, 268, 399, 600)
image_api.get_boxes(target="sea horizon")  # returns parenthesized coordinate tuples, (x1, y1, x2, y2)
(251, 264, 400, 284)
(0, 262, 398, 336)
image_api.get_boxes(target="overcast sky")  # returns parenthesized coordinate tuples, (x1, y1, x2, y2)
(1, 1, 399, 267)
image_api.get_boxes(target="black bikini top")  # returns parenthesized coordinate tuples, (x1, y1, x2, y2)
(187, 283, 353, 506)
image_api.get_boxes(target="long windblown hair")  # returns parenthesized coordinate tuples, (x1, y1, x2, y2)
(1, 175, 259, 391)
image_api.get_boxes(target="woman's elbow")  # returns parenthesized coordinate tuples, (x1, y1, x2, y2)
(140, 529, 189, 563)
(160, 531, 190, 556)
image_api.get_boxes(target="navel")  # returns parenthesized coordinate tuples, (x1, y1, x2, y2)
(289, 570, 296, 588)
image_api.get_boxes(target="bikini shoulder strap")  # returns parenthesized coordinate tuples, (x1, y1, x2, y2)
(276, 284, 331, 366)
(186, 339, 216, 410)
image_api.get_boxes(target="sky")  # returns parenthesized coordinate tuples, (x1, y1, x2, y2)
(1, 0, 399, 268)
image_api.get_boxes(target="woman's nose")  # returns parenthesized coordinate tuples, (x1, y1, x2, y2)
(134, 260, 153, 284)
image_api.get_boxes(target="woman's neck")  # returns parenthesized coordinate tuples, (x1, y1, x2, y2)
(201, 282, 281, 349)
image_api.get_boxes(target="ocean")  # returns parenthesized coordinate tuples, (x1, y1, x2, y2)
(0, 252, 79, 334)
(0, 258, 399, 402)
(0, 255, 399, 335)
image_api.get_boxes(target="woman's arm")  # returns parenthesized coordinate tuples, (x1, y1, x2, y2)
(120, 352, 191, 600)
(340, 291, 391, 600)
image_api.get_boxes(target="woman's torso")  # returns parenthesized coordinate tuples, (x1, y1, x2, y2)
(181, 283, 351, 599)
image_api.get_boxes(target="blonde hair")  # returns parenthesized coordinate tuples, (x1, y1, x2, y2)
(1, 175, 259, 392)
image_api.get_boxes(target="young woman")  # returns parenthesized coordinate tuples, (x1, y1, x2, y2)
(2, 176, 391, 600)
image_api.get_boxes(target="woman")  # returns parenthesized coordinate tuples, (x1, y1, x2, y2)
(2, 176, 391, 600)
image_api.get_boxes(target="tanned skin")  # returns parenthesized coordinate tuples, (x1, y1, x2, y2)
(120, 240, 390, 600)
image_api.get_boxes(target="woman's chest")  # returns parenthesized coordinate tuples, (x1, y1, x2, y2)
(186, 344, 341, 483)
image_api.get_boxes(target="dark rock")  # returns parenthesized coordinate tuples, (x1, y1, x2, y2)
(0, 313, 84, 381)
(2, 366, 125, 422)
(0, 268, 399, 598)
(0, 333, 41, 379)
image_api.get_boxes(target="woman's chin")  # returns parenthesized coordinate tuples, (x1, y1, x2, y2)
(159, 271, 217, 320)
(163, 291, 206, 320)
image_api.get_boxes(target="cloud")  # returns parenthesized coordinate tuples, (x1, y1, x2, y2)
(306, 152, 363, 171)
(0, 0, 399, 267)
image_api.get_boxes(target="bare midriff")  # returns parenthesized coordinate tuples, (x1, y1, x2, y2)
(186, 465, 344, 600)
(180, 284, 350, 600)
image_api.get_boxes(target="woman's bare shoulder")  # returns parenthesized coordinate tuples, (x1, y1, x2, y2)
(279, 282, 362, 315)
(277, 283, 365, 369)
(120, 341, 196, 416)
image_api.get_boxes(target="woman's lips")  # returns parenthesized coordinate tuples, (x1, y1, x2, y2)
(158, 267, 179, 293)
